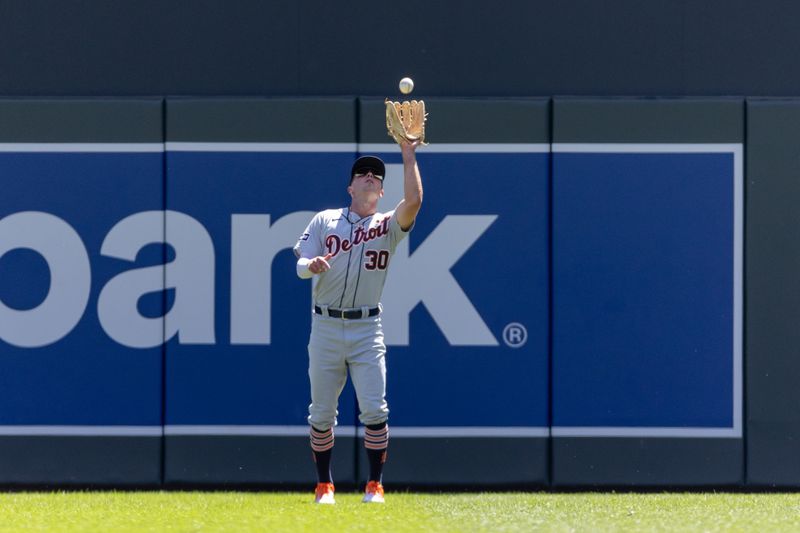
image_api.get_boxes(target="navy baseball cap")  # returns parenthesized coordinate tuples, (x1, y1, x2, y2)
(350, 155, 386, 183)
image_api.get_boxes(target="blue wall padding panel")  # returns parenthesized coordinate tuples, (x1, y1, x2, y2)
(553, 151, 737, 430)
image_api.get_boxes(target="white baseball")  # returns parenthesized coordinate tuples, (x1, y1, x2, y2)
(399, 77, 414, 94)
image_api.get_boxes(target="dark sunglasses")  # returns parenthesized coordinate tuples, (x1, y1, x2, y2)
(353, 170, 384, 180)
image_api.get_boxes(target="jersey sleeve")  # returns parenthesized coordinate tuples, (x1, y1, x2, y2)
(386, 209, 413, 252)
(293, 212, 324, 259)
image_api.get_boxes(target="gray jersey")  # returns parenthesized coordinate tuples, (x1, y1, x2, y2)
(294, 207, 411, 309)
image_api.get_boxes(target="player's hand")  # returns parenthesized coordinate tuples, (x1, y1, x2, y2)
(400, 138, 421, 154)
(308, 253, 333, 274)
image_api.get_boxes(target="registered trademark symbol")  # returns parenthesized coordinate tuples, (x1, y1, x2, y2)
(502, 322, 527, 348)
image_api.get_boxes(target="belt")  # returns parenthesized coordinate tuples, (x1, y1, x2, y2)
(314, 306, 380, 319)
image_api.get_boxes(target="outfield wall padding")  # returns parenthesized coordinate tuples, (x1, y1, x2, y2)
(0, 99, 164, 485)
(551, 98, 744, 486)
(6, 96, 800, 488)
(744, 100, 800, 487)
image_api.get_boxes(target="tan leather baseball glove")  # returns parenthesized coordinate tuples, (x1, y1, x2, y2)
(385, 99, 428, 145)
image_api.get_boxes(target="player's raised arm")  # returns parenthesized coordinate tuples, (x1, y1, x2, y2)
(395, 139, 423, 231)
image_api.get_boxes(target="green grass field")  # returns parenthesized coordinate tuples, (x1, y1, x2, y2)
(0, 492, 799, 532)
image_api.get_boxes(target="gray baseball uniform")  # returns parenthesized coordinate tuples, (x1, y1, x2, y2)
(294, 207, 412, 430)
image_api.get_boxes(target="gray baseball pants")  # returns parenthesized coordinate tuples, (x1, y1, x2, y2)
(307, 311, 389, 431)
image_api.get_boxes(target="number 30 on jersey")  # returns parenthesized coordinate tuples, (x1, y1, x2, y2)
(364, 250, 389, 270)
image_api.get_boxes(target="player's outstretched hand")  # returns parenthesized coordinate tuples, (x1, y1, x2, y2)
(308, 253, 333, 274)
(400, 138, 421, 154)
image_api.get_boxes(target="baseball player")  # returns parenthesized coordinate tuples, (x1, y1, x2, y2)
(293, 140, 422, 504)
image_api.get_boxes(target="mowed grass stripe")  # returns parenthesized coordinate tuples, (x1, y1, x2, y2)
(0, 492, 799, 532)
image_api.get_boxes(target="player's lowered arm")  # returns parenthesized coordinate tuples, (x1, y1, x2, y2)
(296, 253, 332, 279)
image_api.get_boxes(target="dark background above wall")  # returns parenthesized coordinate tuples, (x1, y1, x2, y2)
(1, 0, 800, 97)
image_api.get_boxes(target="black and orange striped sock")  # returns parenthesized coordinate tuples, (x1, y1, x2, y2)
(364, 422, 389, 483)
(310, 426, 334, 483)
